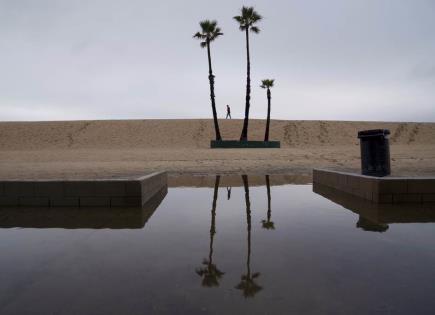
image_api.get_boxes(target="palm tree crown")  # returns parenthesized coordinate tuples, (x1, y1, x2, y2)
(233, 6, 262, 33)
(193, 20, 223, 47)
(260, 79, 274, 89)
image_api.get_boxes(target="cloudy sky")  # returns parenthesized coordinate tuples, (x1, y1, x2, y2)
(1, 0, 434, 122)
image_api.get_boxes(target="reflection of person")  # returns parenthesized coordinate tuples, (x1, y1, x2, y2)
(226, 187, 231, 200)
(226, 105, 231, 119)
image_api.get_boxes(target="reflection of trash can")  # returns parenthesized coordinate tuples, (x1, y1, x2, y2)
(357, 129, 391, 177)
(356, 217, 389, 232)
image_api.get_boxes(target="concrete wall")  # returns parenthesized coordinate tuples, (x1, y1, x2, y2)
(0, 172, 167, 207)
(313, 169, 435, 204)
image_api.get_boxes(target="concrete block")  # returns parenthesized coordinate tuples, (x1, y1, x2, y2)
(3, 182, 34, 196)
(94, 181, 126, 197)
(378, 180, 407, 194)
(361, 178, 375, 201)
(34, 182, 64, 197)
(64, 182, 96, 197)
(19, 196, 50, 206)
(393, 194, 422, 204)
(125, 181, 142, 196)
(313, 170, 320, 183)
(0, 196, 19, 206)
(337, 174, 347, 190)
(0, 172, 167, 208)
(110, 196, 142, 207)
(330, 173, 339, 187)
(407, 179, 435, 194)
(79, 197, 111, 207)
(378, 194, 393, 204)
(422, 194, 435, 203)
(347, 175, 361, 191)
(50, 197, 80, 207)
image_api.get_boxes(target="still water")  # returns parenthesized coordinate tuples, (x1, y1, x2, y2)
(0, 175, 435, 315)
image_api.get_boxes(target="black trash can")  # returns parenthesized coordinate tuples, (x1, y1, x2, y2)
(357, 129, 391, 177)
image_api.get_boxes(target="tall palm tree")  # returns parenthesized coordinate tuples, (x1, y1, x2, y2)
(194, 20, 223, 141)
(234, 7, 262, 141)
(261, 175, 275, 230)
(236, 175, 262, 298)
(260, 79, 274, 142)
(196, 176, 224, 287)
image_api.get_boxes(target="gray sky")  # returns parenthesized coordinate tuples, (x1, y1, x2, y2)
(1, 0, 434, 122)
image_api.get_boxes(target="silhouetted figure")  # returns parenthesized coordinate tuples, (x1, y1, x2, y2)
(236, 175, 262, 298)
(261, 175, 275, 230)
(226, 105, 231, 119)
(226, 186, 232, 200)
(196, 176, 224, 287)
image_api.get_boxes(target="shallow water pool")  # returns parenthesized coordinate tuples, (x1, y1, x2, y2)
(0, 175, 434, 314)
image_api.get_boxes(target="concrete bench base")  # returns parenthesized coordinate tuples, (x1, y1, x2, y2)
(313, 169, 435, 204)
(0, 172, 167, 207)
(211, 140, 280, 148)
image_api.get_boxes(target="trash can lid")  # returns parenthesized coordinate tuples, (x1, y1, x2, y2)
(357, 129, 390, 138)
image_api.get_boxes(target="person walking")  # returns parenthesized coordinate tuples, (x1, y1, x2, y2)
(226, 105, 231, 119)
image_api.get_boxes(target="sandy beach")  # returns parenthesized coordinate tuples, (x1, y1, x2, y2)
(0, 119, 434, 179)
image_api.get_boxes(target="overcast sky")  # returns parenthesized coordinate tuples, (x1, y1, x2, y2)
(1, 0, 434, 122)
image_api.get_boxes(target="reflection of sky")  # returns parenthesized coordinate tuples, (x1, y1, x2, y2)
(0, 183, 435, 313)
(1, 0, 434, 122)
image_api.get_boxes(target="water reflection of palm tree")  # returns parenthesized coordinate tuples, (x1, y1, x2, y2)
(261, 175, 275, 230)
(236, 175, 262, 298)
(196, 176, 224, 287)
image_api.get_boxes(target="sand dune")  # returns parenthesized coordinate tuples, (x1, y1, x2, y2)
(0, 119, 434, 179)
(1, 119, 435, 150)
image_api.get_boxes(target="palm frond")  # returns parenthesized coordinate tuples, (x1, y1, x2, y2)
(235, 7, 262, 32)
(260, 79, 275, 88)
(252, 12, 262, 22)
(193, 32, 203, 39)
(250, 26, 260, 33)
(199, 19, 213, 32)
(194, 19, 223, 46)
(233, 15, 242, 22)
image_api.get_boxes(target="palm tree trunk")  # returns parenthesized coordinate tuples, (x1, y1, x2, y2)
(264, 88, 271, 141)
(242, 175, 251, 277)
(209, 175, 220, 265)
(240, 29, 251, 141)
(265, 175, 271, 222)
(207, 40, 222, 141)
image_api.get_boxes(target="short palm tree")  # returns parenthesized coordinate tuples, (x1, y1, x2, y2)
(260, 79, 274, 142)
(234, 7, 262, 141)
(196, 176, 224, 287)
(261, 175, 275, 230)
(193, 20, 223, 141)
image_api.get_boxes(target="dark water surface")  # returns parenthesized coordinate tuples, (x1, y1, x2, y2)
(1, 175, 435, 315)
